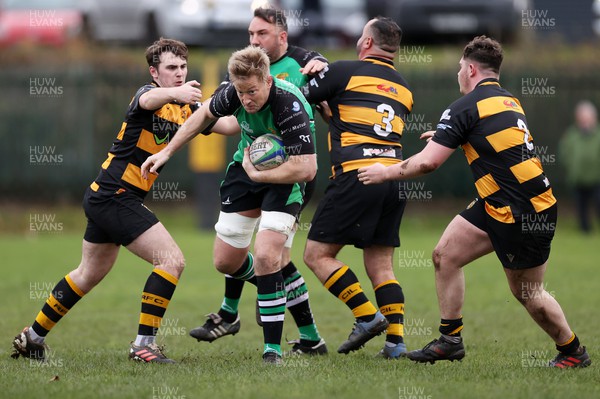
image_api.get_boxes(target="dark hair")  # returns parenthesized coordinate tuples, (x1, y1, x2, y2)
(253, 7, 288, 32)
(145, 37, 188, 68)
(462, 35, 503, 74)
(370, 16, 402, 53)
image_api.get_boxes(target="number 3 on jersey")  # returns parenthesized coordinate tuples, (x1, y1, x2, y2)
(374, 103, 395, 137)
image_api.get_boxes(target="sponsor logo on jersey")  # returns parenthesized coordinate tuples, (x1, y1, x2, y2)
(154, 133, 169, 145)
(503, 99, 519, 109)
(376, 84, 398, 95)
(363, 147, 396, 157)
(276, 72, 289, 80)
(292, 101, 301, 112)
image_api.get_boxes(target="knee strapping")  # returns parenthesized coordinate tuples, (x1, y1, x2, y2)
(214, 212, 258, 248)
(258, 211, 296, 237)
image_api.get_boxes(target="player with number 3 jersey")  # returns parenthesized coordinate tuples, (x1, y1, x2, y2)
(301, 17, 413, 358)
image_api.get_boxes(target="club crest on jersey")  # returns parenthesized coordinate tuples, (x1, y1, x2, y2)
(276, 72, 289, 80)
(376, 84, 398, 95)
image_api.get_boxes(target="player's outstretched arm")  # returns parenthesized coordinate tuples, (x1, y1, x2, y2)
(242, 148, 316, 184)
(139, 80, 202, 110)
(141, 102, 217, 178)
(358, 134, 455, 184)
(210, 116, 241, 136)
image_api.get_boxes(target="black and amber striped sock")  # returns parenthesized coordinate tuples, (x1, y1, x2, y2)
(135, 268, 178, 346)
(556, 332, 580, 354)
(375, 280, 405, 345)
(439, 317, 463, 336)
(324, 265, 377, 322)
(31, 274, 85, 340)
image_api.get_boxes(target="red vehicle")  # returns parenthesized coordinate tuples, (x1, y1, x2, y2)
(0, 0, 82, 46)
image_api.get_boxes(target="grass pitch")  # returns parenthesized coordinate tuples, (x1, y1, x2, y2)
(0, 206, 598, 399)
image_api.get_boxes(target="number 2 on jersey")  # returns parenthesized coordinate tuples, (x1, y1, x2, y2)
(518, 118, 534, 151)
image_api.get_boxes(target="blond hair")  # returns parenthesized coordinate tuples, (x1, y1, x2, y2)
(227, 45, 270, 83)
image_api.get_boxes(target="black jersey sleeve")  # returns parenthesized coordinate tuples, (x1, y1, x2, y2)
(288, 46, 329, 66)
(431, 97, 473, 149)
(196, 80, 231, 136)
(273, 95, 315, 156)
(209, 82, 241, 117)
(302, 61, 348, 104)
(128, 84, 156, 114)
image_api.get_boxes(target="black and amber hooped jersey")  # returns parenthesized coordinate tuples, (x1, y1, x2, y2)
(90, 83, 197, 198)
(303, 57, 413, 177)
(432, 78, 556, 222)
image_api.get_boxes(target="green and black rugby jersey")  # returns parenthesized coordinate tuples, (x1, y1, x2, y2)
(203, 45, 326, 141)
(215, 46, 327, 92)
(432, 78, 556, 222)
(209, 78, 315, 163)
(90, 82, 198, 198)
(303, 56, 413, 177)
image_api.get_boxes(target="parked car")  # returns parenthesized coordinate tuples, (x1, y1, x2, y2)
(0, 0, 82, 46)
(278, 0, 368, 47)
(79, 0, 254, 47)
(371, 0, 530, 44)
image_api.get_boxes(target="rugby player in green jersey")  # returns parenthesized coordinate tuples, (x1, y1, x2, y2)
(142, 45, 317, 364)
(188, 6, 328, 356)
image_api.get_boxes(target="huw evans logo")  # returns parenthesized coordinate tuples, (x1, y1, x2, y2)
(521, 9, 556, 30)
(30, 146, 63, 166)
(29, 77, 63, 97)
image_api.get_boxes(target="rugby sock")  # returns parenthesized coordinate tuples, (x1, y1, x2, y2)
(556, 332, 581, 354)
(30, 274, 85, 342)
(375, 280, 405, 346)
(324, 265, 378, 322)
(439, 317, 463, 337)
(135, 268, 178, 347)
(281, 261, 321, 345)
(217, 277, 245, 323)
(230, 252, 257, 286)
(218, 253, 256, 323)
(257, 271, 286, 355)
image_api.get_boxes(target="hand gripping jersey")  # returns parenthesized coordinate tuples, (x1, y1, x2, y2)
(270, 45, 327, 91)
(432, 78, 556, 222)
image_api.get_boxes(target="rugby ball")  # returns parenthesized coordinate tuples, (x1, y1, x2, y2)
(249, 134, 287, 170)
